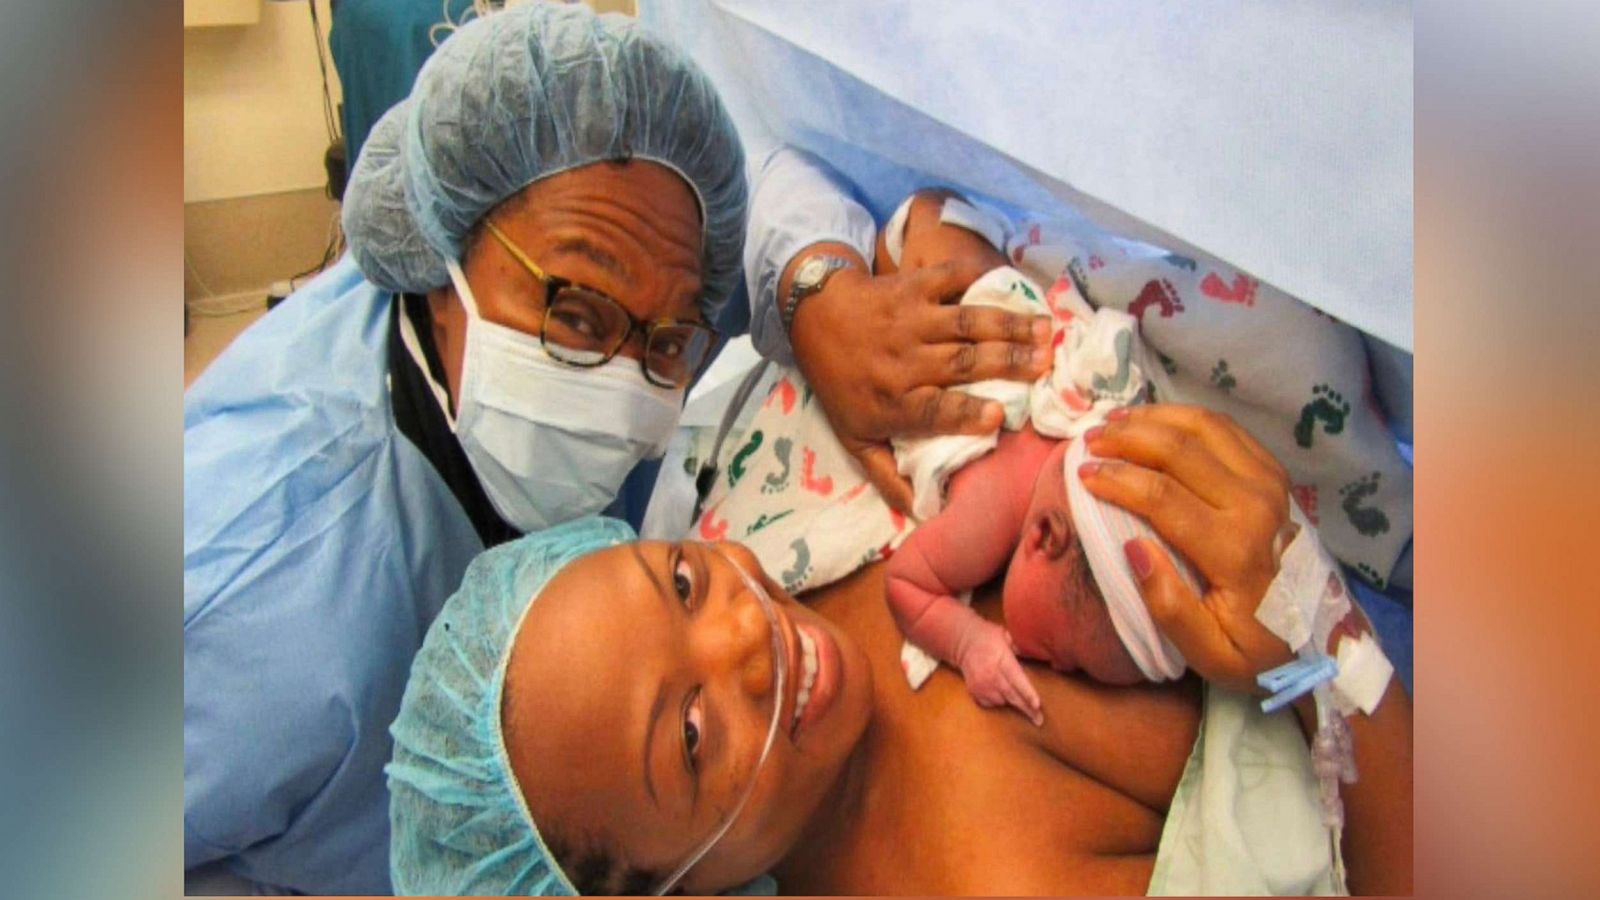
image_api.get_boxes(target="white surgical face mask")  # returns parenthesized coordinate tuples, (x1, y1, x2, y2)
(431, 258, 683, 533)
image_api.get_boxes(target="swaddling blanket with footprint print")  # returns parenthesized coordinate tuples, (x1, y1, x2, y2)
(1011, 221, 1412, 589)
(696, 223, 1411, 597)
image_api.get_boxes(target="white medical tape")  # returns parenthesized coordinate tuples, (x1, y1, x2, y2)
(1332, 632, 1395, 716)
(1256, 506, 1395, 716)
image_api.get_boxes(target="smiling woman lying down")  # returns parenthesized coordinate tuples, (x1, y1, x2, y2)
(386, 408, 1412, 896)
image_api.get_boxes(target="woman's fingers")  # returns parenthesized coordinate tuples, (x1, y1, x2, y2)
(921, 301, 1053, 346)
(1078, 460, 1226, 574)
(1123, 539, 1255, 693)
(847, 441, 915, 515)
(1103, 405, 1280, 488)
(1085, 418, 1246, 509)
(916, 339, 1050, 388)
(893, 385, 1006, 438)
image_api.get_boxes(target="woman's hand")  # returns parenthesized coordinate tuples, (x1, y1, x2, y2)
(789, 258, 1052, 512)
(1078, 404, 1296, 694)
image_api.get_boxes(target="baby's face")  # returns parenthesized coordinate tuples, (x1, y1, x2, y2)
(1002, 441, 1147, 685)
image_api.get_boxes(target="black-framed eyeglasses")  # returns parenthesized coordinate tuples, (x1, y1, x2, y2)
(484, 220, 720, 389)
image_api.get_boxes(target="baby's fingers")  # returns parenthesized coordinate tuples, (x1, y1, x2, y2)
(1002, 659, 1045, 727)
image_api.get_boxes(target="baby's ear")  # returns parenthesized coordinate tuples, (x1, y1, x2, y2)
(1025, 516, 1048, 553)
(1027, 511, 1070, 560)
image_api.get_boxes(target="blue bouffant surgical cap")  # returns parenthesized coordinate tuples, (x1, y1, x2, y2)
(387, 515, 635, 896)
(343, 2, 748, 318)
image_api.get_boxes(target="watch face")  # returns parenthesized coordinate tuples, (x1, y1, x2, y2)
(796, 256, 829, 289)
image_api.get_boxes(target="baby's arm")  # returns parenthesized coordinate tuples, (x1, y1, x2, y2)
(873, 189, 1009, 277)
(886, 444, 1043, 723)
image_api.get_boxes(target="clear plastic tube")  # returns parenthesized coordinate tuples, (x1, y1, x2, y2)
(651, 545, 788, 895)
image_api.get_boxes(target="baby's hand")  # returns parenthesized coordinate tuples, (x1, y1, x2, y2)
(953, 618, 1044, 726)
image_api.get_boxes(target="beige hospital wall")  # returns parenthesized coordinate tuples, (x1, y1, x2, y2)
(182, 0, 636, 312)
(184, 0, 342, 308)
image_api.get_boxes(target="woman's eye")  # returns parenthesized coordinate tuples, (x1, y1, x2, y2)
(673, 553, 695, 605)
(683, 696, 704, 768)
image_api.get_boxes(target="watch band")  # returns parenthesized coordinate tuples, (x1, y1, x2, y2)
(781, 254, 854, 334)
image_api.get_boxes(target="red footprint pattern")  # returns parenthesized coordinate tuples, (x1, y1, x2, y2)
(1200, 272, 1258, 307)
(764, 377, 797, 414)
(698, 506, 729, 541)
(841, 482, 868, 504)
(1059, 385, 1091, 412)
(1128, 278, 1185, 322)
(1291, 484, 1319, 525)
(800, 448, 834, 496)
(1011, 223, 1042, 265)
(1045, 274, 1078, 324)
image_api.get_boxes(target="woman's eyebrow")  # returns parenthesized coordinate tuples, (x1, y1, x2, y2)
(642, 683, 665, 808)
(628, 543, 671, 808)
(631, 543, 668, 600)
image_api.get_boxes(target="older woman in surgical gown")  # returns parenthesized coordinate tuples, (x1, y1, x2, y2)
(182, 5, 747, 893)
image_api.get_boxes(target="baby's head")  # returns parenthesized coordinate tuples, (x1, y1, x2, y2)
(1002, 436, 1195, 685)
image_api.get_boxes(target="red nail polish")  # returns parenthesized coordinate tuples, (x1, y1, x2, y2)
(1106, 406, 1130, 421)
(1078, 461, 1100, 479)
(1124, 540, 1153, 579)
(1084, 425, 1105, 443)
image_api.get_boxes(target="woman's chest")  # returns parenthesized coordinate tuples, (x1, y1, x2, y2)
(811, 671, 1202, 893)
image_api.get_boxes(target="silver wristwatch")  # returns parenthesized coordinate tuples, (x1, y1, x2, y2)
(780, 254, 854, 334)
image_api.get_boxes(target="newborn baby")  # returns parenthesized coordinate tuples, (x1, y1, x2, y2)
(886, 426, 1189, 725)
(880, 190, 1194, 725)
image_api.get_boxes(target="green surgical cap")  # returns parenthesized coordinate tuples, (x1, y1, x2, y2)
(343, 2, 748, 319)
(387, 515, 635, 895)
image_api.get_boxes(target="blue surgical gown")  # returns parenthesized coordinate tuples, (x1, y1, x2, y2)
(184, 257, 484, 894)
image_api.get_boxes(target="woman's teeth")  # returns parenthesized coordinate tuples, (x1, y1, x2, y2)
(794, 630, 818, 729)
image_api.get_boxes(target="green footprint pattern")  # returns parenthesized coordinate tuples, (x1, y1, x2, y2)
(1354, 562, 1386, 589)
(1293, 383, 1350, 448)
(762, 437, 794, 494)
(1339, 472, 1390, 537)
(1156, 351, 1178, 376)
(1091, 330, 1136, 395)
(728, 430, 763, 488)
(1210, 359, 1236, 394)
(745, 509, 794, 536)
(781, 538, 813, 591)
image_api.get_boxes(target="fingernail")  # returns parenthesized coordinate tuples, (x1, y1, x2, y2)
(1031, 348, 1049, 367)
(1032, 317, 1052, 340)
(1124, 540, 1153, 579)
(1078, 461, 1100, 479)
(1106, 406, 1130, 421)
(1084, 425, 1105, 443)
